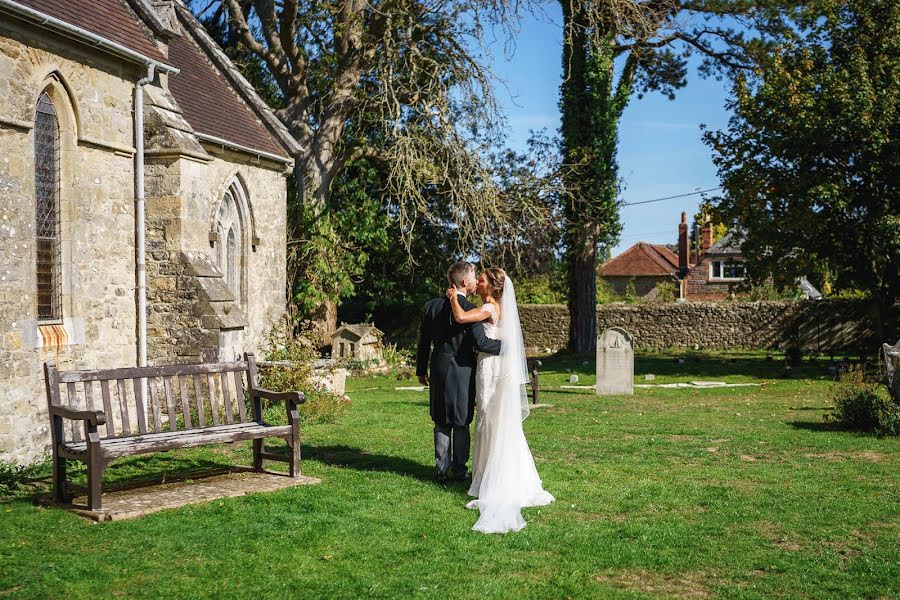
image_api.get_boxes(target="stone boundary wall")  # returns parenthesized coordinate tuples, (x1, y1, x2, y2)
(520, 300, 877, 353)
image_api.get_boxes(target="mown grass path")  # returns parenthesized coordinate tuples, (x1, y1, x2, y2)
(1, 353, 897, 599)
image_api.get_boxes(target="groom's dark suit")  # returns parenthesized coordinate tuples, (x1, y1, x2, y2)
(416, 293, 501, 478)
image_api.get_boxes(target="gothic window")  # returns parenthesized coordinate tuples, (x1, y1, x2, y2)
(34, 92, 61, 321)
(226, 226, 237, 295)
(213, 189, 244, 303)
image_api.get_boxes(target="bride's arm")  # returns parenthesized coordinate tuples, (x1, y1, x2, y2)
(446, 288, 491, 324)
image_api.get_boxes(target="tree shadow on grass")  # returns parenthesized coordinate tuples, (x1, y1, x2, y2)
(299, 444, 470, 493)
(787, 420, 846, 433)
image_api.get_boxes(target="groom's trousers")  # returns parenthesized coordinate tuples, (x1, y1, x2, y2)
(434, 424, 469, 476)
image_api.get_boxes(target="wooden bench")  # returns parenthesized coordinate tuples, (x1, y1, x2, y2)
(43, 353, 304, 512)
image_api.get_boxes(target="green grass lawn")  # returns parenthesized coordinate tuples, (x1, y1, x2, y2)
(1, 352, 898, 599)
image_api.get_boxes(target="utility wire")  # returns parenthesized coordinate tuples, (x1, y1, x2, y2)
(621, 187, 721, 207)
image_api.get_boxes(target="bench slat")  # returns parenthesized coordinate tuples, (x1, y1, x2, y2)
(164, 377, 177, 431)
(57, 361, 249, 383)
(100, 380, 114, 438)
(221, 372, 233, 424)
(61, 423, 292, 458)
(150, 378, 164, 432)
(133, 378, 148, 434)
(233, 370, 247, 422)
(178, 375, 192, 429)
(117, 379, 131, 436)
(66, 382, 81, 442)
(207, 373, 220, 426)
(192, 374, 206, 428)
(83, 381, 94, 412)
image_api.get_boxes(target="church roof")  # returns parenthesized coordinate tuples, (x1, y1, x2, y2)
(599, 242, 679, 277)
(167, 27, 287, 158)
(12, 0, 166, 62)
(6, 0, 298, 161)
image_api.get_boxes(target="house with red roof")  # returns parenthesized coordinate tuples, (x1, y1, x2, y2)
(599, 212, 749, 301)
(597, 242, 680, 299)
(0, 0, 301, 463)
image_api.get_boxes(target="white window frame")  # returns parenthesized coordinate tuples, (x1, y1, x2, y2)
(709, 259, 746, 282)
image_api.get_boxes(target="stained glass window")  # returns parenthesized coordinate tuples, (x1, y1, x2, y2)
(35, 92, 61, 320)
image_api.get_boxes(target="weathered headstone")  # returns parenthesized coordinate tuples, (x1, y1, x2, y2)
(596, 327, 634, 396)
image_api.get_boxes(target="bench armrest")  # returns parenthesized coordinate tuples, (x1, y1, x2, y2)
(250, 387, 306, 405)
(50, 406, 107, 426)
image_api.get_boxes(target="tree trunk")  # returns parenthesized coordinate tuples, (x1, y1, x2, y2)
(566, 222, 599, 353)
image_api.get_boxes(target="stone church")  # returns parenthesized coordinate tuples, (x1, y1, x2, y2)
(0, 0, 301, 464)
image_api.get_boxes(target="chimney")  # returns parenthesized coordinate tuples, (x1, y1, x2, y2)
(701, 221, 713, 253)
(678, 212, 689, 277)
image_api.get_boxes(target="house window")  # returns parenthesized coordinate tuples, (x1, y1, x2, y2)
(34, 92, 61, 321)
(710, 259, 746, 281)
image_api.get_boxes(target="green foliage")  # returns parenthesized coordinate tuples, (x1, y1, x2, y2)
(704, 0, 900, 332)
(0, 457, 49, 501)
(653, 281, 677, 303)
(827, 368, 900, 436)
(516, 268, 568, 305)
(259, 323, 350, 425)
(623, 278, 638, 303)
(596, 278, 616, 304)
(381, 344, 413, 369)
(747, 281, 802, 301)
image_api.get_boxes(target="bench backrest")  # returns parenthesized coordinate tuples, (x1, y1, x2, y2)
(44, 353, 262, 444)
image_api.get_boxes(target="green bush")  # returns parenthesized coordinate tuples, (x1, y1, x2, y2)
(0, 457, 50, 501)
(827, 368, 900, 436)
(653, 281, 677, 302)
(259, 321, 351, 425)
(382, 343, 413, 368)
(516, 275, 566, 304)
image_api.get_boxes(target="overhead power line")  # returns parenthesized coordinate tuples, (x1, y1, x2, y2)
(621, 187, 721, 207)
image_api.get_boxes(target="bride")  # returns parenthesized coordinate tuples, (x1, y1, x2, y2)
(447, 267, 554, 534)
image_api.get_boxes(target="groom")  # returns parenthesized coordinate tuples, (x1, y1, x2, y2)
(416, 261, 501, 483)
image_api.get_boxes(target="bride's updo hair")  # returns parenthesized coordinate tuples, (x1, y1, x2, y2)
(484, 267, 506, 299)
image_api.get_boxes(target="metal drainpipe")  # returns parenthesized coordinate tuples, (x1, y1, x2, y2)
(135, 64, 155, 368)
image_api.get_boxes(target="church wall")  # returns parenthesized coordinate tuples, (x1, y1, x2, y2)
(193, 154, 288, 357)
(144, 151, 287, 365)
(0, 27, 140, 464)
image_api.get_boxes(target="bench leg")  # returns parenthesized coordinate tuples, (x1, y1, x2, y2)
(52, 453, 68, 503)
(87, 458, 106, 512)
(252, 439, 263, 471)
(288, 427, 301, 478)
(86, 427, 105, 511)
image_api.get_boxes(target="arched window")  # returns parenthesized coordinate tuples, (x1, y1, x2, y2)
(212, 189, 244, 303)
(34, 92, 61, 321)
(226, 226, 237, 296)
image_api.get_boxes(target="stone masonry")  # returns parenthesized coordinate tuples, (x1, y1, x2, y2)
(519, 300, 877, 354)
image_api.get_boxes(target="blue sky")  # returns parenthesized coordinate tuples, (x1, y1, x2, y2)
(485, 8, 733, 257)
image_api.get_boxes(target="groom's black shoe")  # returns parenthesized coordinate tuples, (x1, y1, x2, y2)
(436, 472, 449, 484)
(451, 470, 469, 483)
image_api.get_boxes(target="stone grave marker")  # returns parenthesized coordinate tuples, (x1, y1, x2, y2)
(596, 327, 634, 396)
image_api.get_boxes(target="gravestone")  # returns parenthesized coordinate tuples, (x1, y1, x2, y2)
(596, 327, 634, 396)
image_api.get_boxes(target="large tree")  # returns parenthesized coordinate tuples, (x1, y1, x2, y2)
(704, 0, 900, 337)
(196, 0, 530, 336)
(556, 0, 797, 352)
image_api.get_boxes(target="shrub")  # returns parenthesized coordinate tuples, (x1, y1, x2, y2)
(0, 457, 50, 501)
(259, 320, 350, 425)
(827, 368, 900, 436)
(653, 281, 677, 303)
(382, 343, 413, 369)
(516, 275, 566, 304)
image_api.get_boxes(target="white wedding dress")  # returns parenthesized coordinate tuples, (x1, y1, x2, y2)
(466, 276, 554, 533)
